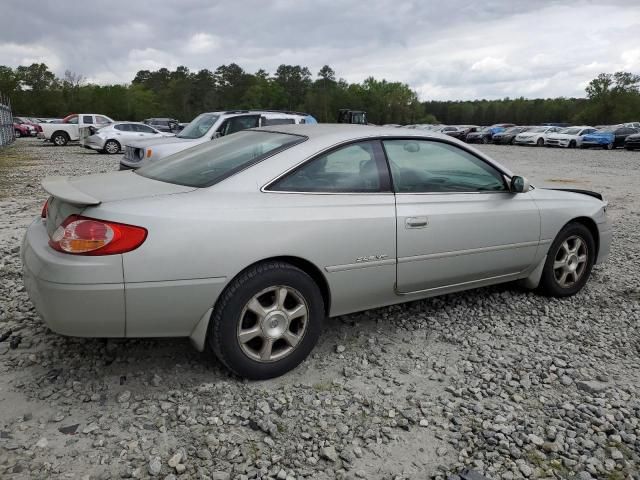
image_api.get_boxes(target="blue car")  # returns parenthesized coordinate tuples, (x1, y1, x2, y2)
(581, 126, 639, 150)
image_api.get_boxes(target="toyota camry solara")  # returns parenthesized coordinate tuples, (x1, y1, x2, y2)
(22, 125, 612, 379)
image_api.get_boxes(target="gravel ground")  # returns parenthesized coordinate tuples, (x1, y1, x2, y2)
(0, 138, 639, 480)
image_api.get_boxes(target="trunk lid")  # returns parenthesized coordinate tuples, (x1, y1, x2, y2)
(42, 171, 196, 236)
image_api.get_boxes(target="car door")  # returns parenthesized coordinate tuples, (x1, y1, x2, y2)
(383, 138, 541, 293)
(265, 140, 396, 315)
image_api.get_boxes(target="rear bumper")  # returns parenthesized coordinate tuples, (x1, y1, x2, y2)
(21, 218, 126, 337)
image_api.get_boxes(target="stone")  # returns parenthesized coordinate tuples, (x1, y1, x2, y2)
(148, 457, 162, 476)
(320, 445, 339, 462)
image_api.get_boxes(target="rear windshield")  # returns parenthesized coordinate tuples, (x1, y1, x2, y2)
(136, 130, 306, 188)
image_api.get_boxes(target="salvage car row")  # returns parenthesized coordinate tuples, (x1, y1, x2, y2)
(405, 122, 640, 150)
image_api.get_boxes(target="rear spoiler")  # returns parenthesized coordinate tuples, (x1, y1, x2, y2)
(41, 176, 101, 206)
(548, 188, 603, 201)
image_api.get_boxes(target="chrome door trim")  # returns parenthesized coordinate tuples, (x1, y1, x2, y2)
(325, 258, 396, 273)
(397, 240, 542, 264)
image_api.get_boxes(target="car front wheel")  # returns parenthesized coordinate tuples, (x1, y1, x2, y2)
(208, 261, 324, 379)
(536, 138, 545, 147)
(539, 222, 595, 297)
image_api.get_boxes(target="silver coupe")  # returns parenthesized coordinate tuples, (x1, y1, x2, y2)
(22, 125, 612, 379)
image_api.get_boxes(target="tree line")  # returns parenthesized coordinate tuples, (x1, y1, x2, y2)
(1, 63, 638, 126)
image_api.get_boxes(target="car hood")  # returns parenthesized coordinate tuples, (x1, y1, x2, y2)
(126, 135, 198, 149)
(547, 133, 576, 140)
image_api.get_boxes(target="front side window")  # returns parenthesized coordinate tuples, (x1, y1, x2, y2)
(218, 116, 260, 136)
(134, 124, 155, 133)
(269, 141, 386, 193)
(114, 124, 130, 132)
(383, 139, 507, 193)
(177, 113, 220, 139)
(137, 131, 305, 188)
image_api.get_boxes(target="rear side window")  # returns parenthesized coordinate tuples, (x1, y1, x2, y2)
(137, 131, 305, 188)
(82, 115, 93, 124)
(268, 141, 388, 193)
(262, 118, 296, 126)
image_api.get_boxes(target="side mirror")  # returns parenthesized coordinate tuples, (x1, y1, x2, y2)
(510, 176, 530, 193)
(212, 131, 222, 139)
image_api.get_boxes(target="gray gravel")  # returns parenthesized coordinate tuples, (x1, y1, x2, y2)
(0, 138, 639, 480)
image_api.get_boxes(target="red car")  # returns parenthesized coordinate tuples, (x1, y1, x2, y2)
(14, 116, 43, 135)
(13, 122, 34, 138)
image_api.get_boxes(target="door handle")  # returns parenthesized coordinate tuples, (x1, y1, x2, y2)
(405, 216, 428, 228)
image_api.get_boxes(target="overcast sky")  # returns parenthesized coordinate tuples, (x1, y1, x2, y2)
(1, 1, 639, 101)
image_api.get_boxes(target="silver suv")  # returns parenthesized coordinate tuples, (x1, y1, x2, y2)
(120, 110, 317, 169)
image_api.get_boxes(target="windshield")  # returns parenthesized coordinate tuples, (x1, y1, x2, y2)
(596, 128, 614, 133)
(560, 128, 581, 135)
(137, 130, 306, 188)
(177, 113, 220, 139)
(527, 127, 546, 133)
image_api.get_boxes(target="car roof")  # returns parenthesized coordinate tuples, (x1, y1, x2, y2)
(254, 123, 455, 143)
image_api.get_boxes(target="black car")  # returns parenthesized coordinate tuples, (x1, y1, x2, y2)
(143, 118, 181, 133)
(466, 126, 504, 144)
(443, 125, 478, 140)
(492, 126, 530, 145)
(625, 132, 640, 150)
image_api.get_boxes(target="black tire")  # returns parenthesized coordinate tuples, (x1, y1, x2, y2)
(52, 131, 69, 146)
(536, 137, 545, 147)
(539, 222, 596, 297)
(14, 129, 21, 138)
(569, 140, 576, 149)
(509, 137, 515, 145)
(208, 261, 324, 379)
(482, 136, 489, 144)
(604, 143, 613, 150)
(104, 139, 121, 154)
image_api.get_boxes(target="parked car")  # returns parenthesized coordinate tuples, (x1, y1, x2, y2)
(14, 117, 43, 135)
(492, 126, 531, 145)
(23, 124, 611, 379)
(144, 118, 181, 134)
(624, 132, 640, 150)
(465, 126, 505, 144)
(83, 122, 174, 154)
(13, 122, 34, 138)
(545, 126, 597, 148)
(581, 126, 639, 149)
(622, 122, 640, 129)
(513, 126, 563, 146)
(121, 110, 316, 170)
(38, 113, 114, 146)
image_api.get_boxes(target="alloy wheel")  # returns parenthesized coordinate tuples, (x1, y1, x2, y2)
(105, 141, 119, 154)
(553, 235, 588, 288)
(237, 285, 308, 362)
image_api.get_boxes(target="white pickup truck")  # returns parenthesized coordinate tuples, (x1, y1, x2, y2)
(38, 113, 114, 146)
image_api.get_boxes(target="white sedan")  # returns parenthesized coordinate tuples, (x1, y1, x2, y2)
(84, 122, 172, 154)
(545, 126, 597, 148)
(514, 126, 563, 146)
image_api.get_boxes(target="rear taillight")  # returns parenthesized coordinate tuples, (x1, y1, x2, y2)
(41, 199, 49, 218)
(49, 215, 147, 255)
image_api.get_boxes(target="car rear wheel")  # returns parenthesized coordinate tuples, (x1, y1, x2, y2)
(52, 132, 69, 146)
(208, 261, 324, 379)
(482, 137, 489, 144)
(536, 138, 544, 147)
(569, 140, 576, 148)
(539, 222, 595, 297)
(104, 139, 121, 154)
(605, 143, 613, 150)
(14, 129, 21, 138)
